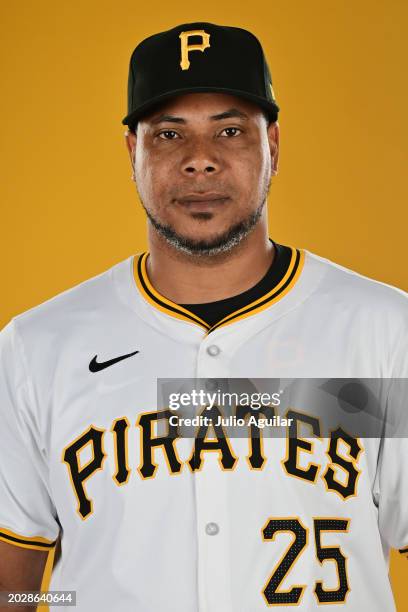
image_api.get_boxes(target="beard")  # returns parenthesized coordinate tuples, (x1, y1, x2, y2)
(141, 200, 266, 257)
(138, 175, 272, 257)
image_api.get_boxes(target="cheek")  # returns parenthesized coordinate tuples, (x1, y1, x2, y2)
(135, 150, 170, 201)
(233, 148, 269, 197)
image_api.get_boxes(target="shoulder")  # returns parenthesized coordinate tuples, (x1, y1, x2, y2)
(299, 250, 408, 376)
(4, 255, 136, 345)
(304, 249, 408, 317)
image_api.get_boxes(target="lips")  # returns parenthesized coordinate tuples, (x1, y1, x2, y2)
(176, 193, 229, 205)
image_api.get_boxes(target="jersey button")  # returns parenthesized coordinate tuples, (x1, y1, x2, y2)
(205, 522, 219, 536)
(207, 345, 221, 357)
(205, 379, 218, 391)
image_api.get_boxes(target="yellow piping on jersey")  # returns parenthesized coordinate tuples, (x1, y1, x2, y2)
(134, 252, 210, 331)
(0, 526, 56, 551)
(206, 248, 305, 334)
(134, 246, 305, 335)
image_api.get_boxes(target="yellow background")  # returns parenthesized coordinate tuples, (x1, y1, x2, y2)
(1, 0, 407, 608)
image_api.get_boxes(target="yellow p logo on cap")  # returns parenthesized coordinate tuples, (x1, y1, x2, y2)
(179, 30, 211, 70)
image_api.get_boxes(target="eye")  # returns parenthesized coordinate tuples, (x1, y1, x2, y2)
(219, 127, 242, 137)
(158, 130, 180, 140)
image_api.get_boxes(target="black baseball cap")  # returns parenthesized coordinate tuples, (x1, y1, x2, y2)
(122, 22, 280, 128)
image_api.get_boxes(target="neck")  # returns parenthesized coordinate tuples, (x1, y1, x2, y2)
(144, 219, 274, 304)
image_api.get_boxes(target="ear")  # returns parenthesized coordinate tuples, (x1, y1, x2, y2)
(267, 122, 279, 175)
(124, 129, 137, 178)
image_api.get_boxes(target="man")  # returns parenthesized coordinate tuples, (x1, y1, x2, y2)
(0, 22, 407, 612)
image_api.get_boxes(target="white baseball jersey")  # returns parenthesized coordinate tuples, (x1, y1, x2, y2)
(0, 244, 407, 611)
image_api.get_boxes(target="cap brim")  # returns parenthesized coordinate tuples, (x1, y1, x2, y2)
(122, 86, 279, 126)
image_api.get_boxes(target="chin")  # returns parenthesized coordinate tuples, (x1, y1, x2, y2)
(173, 222, 232, 243)
(145, 203, 262, 256)
(161, 226, 250, 257)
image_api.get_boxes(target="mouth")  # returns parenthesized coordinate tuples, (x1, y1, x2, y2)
(176, 193, 230, 209)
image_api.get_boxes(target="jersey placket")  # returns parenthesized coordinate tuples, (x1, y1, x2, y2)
(194, 336, 234, 612)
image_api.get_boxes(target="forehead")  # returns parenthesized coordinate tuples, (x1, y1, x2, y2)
(142, 92, 265, 123)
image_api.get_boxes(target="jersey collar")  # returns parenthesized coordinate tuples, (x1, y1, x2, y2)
(134, 246, 305, 336)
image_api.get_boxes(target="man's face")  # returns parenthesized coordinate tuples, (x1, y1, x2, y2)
(125, 92, 279, 256)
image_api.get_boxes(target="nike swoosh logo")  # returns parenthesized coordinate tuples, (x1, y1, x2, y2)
(89, 350, 139, 372)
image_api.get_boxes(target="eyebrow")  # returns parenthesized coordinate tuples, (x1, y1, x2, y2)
(210, 108, 249, 121)
(151, 108, 249, 124)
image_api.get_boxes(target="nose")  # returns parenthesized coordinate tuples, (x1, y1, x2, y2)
(181, 140, 221, 175)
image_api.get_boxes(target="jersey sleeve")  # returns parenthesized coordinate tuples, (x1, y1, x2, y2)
(374, 328, 408, 557)
(0, 318, 60, 551)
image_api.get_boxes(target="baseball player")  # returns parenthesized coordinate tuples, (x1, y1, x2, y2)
(0, 21, 407, 612)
